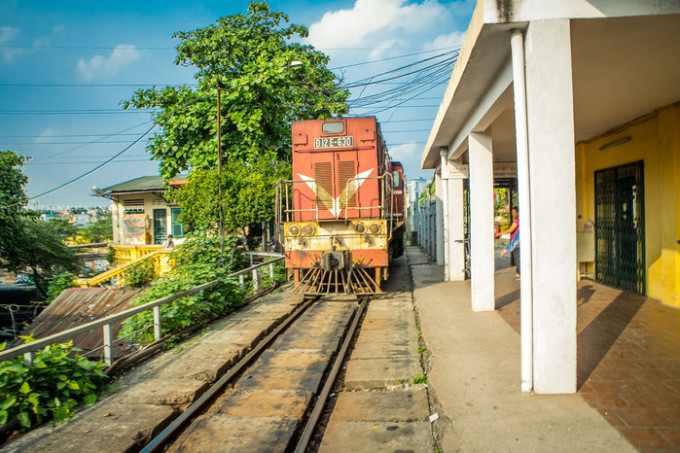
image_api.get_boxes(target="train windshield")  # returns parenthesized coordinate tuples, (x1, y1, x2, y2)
(321, 120, 344, 134)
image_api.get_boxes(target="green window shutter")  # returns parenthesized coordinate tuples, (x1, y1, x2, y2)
(171, 208, 184, 237)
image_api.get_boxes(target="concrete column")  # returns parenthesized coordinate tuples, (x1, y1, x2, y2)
(447, 177, 466, 281)
(525, 19, 577, 394)
(469, 132, 495, 311)
(435, 171, 445, 265)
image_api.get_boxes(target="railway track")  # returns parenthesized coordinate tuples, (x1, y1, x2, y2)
(141, 295, 369, 453)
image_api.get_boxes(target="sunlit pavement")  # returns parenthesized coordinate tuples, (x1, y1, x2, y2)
(495, 262, 680, 452)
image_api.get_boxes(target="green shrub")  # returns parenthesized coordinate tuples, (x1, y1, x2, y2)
(119, 235, 246, 345)
(47, 273, 77, 303)
(0, 339, 107, 429)
(124, 258, 156, 288)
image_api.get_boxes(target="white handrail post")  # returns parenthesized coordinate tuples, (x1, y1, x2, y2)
(239, 274, 245, 290)
(269, 263, 275, 288)
(23, 352, 34, 366)
(252, 269, 259, 293)
(103, 324, 113, 366)
(153, 306, 162, 341)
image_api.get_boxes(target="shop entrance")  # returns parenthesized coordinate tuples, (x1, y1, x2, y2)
(594, 161, 645, 294)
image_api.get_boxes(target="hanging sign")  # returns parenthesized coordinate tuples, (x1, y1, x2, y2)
(494, 162, 517, 178)
(442, 161, 469, 179)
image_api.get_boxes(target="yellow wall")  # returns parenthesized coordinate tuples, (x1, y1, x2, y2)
(575, 102, 680, 307)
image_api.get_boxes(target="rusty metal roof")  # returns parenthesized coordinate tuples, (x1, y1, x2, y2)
(17, 287, 144, 360)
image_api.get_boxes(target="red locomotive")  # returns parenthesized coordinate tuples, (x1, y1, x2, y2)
(276, 117, 405, 295)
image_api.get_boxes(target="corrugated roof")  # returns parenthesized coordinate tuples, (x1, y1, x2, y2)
(17, 287, 144, 359)
(103, 176, 166, 193)
(102, 175, 187, 194)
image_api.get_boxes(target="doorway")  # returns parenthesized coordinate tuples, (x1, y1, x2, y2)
(594, 161, 645, 294)
(153, 209, 168, 245)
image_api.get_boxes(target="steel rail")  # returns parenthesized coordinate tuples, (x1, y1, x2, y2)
(294, 296, 370, 453)
(141, 296, 318, 453)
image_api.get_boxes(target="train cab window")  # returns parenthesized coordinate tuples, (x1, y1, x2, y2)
(322, 120, 344, 135)
(393, 171, 400, 187)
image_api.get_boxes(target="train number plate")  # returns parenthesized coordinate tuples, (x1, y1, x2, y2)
(314, 136, 354, 149)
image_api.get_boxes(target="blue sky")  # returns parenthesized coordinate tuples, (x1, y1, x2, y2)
(0, 0, 475, 208)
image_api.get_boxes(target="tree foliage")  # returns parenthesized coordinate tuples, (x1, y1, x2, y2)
(0, 150, 30, 262)
(172, 156, 290, 236)
(0, 150, 80, 296)
(79, 211, 112, 243)
(123, 1, 348, 177)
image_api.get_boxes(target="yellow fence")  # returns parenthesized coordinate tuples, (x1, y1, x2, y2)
(77, 245, 173, 288)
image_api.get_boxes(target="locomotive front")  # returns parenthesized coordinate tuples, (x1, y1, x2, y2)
(276, 117, 404, 296)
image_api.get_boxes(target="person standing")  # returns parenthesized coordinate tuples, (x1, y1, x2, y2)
(496, 207, 520, 279)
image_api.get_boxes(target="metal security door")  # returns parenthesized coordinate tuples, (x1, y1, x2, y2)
(595, 161, 645, 294)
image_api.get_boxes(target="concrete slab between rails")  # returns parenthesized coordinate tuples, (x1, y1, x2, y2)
(329, 389, 430, 422)
(236, 361, 329, 392)
(318, 421, 433, 453)
(207, 389, 314, 419)
(169, 415, 298, 453)
(5, 399, 176, 453)
(153, 344, 249, 382)
(115, 378, 209, 408)
(344, 357, 422, 390)
(406, 246, 636, 453)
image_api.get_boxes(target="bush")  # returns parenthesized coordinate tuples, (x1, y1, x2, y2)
(119, 235, 245, 345)
(124, 259, 156, 288)
(47, 273, 77, 303)
(0, 339, 107, 429)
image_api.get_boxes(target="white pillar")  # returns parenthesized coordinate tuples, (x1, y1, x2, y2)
(525, 19, 577, 394)
(511, 29, 534, 393)
(435, 171, 445, 265)
(469, 132, 495, 311)
(447, 177, 466, 281)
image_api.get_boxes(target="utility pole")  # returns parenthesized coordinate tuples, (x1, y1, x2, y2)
(217, 81, 225, 267)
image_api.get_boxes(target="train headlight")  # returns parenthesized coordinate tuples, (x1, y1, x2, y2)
(302, 224, 315, 236)
(354, 222, 366, 234)
(368, 223, 381, 234)
(288, 224, 301, 236)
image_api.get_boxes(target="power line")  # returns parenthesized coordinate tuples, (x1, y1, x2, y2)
(29, 125, 156, 200)
(0, 110, 157, 115)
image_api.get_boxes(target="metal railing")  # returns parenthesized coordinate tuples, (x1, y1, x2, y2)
(0, 254, 284, 367)
(276, 173, 396, 225)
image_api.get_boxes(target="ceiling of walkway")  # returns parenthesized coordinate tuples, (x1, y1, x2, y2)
(475, 14, 680, 164)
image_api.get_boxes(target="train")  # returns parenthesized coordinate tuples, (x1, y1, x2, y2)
(276, 116, 405, 296)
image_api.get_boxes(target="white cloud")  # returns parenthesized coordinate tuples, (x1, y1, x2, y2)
(389, 142, 421, 162)
(76, 44, 140, 80)
(423, 30, 466, 52)
(0, 26, 23, 62)
(307, 0, 449, 51)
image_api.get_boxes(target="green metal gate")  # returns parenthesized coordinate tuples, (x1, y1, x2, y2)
(594, 161, 645, 294)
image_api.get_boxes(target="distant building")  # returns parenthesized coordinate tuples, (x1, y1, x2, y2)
(99, 176, 186, 246)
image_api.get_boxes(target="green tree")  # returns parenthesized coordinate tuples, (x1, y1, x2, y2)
(46, 217, 77, 242)
(172, 156, 291, 241)
(0, 150, 80, 296)
(79, 211, 112, 243)
(5, 219, 80, 297)
(124, 2, 348, 178)
(0, 150, 30, 262)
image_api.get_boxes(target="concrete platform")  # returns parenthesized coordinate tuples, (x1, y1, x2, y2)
(407, 246, 637, 452)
